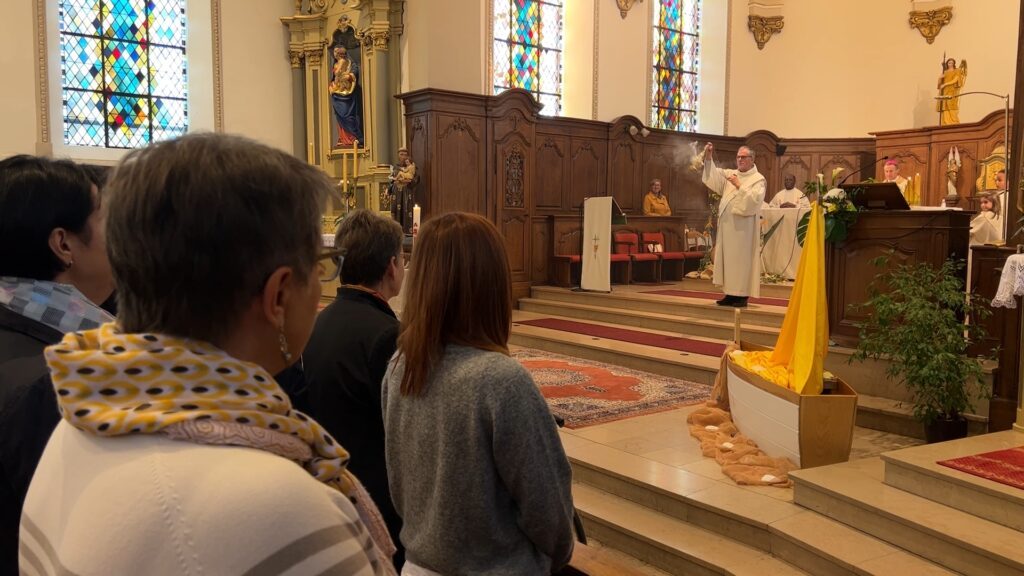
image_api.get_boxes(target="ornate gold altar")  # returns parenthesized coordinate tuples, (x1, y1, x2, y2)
(281, 0, 406, 230)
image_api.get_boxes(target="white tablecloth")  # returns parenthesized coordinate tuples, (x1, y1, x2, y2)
(992, 253, 1024, 308)
(760, 207, 809, 280)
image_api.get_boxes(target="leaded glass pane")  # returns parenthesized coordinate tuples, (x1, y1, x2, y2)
(62, 36, 103, 91)
(61, 0, 101, 35)
(492, 0, 562, 115)
(150, 46, 186, 98)
(652, 0, 701, 131)
(59, 0, 188, 148)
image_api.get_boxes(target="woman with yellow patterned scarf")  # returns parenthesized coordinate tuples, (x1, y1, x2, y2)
(20, 134, 395, 576)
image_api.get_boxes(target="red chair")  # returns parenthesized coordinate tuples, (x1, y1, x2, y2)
(615, 231, 659, 283)
(641, 231, 704, 282)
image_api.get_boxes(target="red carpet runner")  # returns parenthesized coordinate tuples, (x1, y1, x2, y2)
(938, 446, 1024, 491)
(515, 317, 726, 357)
(641, 289, 789, 307)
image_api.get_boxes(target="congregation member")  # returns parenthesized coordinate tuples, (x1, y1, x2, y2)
(882, 159, 909, 195)
(20, 134, 395, 575)
(0, 156, 115, 575)
(382, 212, 576, 575)
(302, 209, 406, 569)
(768, 174, 809, 209)
(642, 178, 672, 215)
(701, 144, 767, 308)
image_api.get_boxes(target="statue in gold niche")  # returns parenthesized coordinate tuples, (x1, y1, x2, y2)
(937, 57, 967, 126)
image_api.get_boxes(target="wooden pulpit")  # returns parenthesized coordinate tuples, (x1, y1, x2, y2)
(826, 210, 972, 348)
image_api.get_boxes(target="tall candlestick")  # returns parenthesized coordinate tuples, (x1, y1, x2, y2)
(308, 142, 314, 165)
(353, 140, 359, 179)
(341, 151, 348, 193)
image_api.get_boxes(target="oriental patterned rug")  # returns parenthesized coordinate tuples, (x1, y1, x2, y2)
(512, 347, 711, 429)
(938, 446, 1024, 491)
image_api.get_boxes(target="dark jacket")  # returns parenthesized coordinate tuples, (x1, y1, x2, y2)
(301, 287, 404, 567)
(0, 307, 62, 575)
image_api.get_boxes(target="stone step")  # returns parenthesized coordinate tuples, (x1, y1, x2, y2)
(679, 277, 794, 300)
(573, 483, 810, 576)
(519, 297, 781, 347)
(856, 394, 988, 441)
(511, 311, 723, 385)
(529, 285, 787, 328)
(791, 458, 1024, 576)
(881, 430, 1024, 533)
(563, 432, 955, 576)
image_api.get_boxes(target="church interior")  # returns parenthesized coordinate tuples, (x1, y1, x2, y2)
(4, 0, 1024, 574)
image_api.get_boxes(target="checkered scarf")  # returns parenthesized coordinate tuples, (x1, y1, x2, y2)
(0, 277, 112, 334)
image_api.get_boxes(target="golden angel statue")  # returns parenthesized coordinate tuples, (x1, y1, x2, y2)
(937, 58, 967, 126)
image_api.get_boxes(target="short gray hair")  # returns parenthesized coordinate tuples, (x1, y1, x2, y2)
(738, 146, 755, 161)
(106, 133, 331, 344)
(335, 209, 403, 285)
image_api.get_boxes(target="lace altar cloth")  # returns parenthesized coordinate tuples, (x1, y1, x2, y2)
(992, 253, 1024, 308)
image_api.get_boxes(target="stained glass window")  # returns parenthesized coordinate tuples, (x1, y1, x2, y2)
(652, 0, 701, 132)
(59, 0, 188, 149)
(493, 0, 563, 116)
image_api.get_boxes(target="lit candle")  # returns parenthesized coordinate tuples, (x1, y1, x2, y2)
(914, 173, 921, 205)
(413, 204, 421, 230)
(308, 142, 314, 164)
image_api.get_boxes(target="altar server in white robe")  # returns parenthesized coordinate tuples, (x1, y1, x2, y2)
(702, 144, 767, 307)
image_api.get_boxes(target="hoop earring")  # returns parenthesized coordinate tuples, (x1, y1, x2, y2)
(278, 329, 293, 364)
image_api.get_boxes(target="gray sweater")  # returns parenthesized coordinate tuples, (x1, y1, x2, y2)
(382, 345, 575, 575)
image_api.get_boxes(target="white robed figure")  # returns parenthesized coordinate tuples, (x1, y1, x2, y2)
(702, 144, 767, 306)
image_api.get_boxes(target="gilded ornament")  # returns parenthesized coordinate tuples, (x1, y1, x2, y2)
(289, 49, 304, 68)
(908, 6, 952, 44)
(747, 15, 783, 50)
(305, 47, 323, 66)
(615, 0, 642, 19)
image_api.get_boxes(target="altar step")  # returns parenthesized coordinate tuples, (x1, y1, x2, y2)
(527, 285, 788, 328)
(563, 431, 955, 576)
(677, 277, 795, 300)
(790, 453, 1024, 576)
(880, 430, 1024, 533)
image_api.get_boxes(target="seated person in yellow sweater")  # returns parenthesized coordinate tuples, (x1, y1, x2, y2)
(643, 178, 671, 215)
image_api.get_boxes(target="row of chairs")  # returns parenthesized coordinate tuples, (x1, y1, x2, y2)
(552, 229, 709, 286)
(612, 231, 707, 284)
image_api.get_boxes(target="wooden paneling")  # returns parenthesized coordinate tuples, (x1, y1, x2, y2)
(969, 246, 1021, 431)
(873, 111, 1011, 206)
(535, 136, 567, 209)
(435, 114, 486, 215)
(398, 88, 883, 300)
(608, 138, 641, 213)
(826, 211, 971, 348)
(569, 138, 606, 209)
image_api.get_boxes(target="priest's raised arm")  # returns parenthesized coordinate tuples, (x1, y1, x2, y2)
(701, 144, 767, 306)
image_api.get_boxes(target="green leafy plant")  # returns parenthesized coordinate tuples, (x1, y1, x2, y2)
(851, 257, 992, 424)
(796, 168, 862, 246)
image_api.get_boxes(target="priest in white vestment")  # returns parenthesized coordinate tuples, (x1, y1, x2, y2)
(882, 160, 909, 195)
(769, 174, 810, 209)
(702, 144, 767, 307)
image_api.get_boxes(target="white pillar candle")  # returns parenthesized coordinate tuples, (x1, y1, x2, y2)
(413, 204, 421, 230)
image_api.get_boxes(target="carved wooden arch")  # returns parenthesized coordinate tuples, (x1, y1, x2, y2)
(539, 137, 566, 157)
(440, 117, 479, 142)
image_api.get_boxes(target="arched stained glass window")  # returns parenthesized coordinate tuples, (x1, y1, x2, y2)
(59, 0, 188, 149)
(492, 0, 563, 116)
(652, 0, 701, 132)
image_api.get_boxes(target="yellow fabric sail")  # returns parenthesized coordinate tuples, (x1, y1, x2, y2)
(730, 201, 828, 394)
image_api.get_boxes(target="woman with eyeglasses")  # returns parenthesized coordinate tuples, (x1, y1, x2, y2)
(21, 134, 396, 575)
(302, 209, 406, 569)
(382, 212, 575, 576)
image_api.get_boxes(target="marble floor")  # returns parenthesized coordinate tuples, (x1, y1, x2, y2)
(562, 405, 924, 574)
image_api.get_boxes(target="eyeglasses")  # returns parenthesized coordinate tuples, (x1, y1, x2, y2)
(318, 248, 346, 283)
(736, 155, 752, 160)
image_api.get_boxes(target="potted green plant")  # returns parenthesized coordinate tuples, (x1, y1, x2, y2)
(851, 257, 992, 443)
